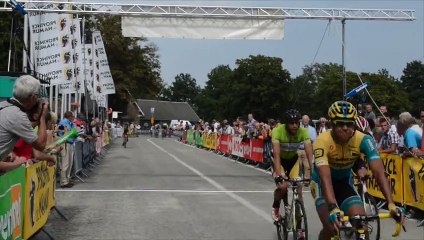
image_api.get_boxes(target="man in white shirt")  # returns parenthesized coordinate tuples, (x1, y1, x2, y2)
(298, 115, 317, 180)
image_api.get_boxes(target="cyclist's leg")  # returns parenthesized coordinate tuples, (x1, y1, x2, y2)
(338, 179, 367, 236)
(288, 158, 303, 202)
(273, 161, 288, 210)
(311, 169, 336, 240)
(280, 156, 298, 206)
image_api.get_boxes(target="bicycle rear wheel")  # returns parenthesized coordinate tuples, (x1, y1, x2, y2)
(363, 193, 380, 240)
(293, 200, 308, 240)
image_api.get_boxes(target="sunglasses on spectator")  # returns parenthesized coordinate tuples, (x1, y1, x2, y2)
(332, 120, 355, 128)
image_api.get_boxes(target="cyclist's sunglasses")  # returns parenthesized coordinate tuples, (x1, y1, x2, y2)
(332, 120, 355, 128)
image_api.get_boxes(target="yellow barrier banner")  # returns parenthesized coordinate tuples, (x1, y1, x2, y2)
(23, 161, 56, 239)
(210, 133, 217, 150)
(202, 134, 208, 148)
(104, 130, 110, 145)
(202, 133, 216, 149)
(402, 157, 424, 211)
(366, 154, 403, 203)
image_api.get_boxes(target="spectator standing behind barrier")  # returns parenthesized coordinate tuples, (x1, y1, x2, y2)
(420, 109, 424, 128)
(317, 117, 329, 135)
(247, 113, 257, 138)
(364, 103, 376, 123)
(0, 75, 49, 173)
(58, 111, 76, 188)
(298, 115, 317, 180)
(223, 120, 234, 135)
(396, 112, 423, 157)
(377, 117, 400, 154)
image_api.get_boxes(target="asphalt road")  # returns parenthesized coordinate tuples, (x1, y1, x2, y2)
(34, 136, 424, 240)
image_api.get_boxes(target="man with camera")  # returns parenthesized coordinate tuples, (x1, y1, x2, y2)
(0, 75, 49, 173)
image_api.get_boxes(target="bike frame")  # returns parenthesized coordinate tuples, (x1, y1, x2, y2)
(282, 178, 308, 230)
(285, 182, 300, 230)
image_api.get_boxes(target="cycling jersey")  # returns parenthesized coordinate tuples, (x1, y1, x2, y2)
(311, 130, 380, 212)
(272, 124, 311, 160)
(313, 130, 380, 180)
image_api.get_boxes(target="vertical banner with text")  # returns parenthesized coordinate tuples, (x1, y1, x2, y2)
(59, 13, 77, 94)
(82, 44, 94, 98)
(29, 12, 65, 85)
(92, 31, 115, 98)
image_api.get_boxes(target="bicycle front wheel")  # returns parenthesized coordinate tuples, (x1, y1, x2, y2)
(363, 193, 380, 240)
(275, 209, 288, 240)
(293, 200, 308, 240)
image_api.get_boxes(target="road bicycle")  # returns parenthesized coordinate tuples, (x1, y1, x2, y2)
(331, 212, 405, 240)
(274, 178, 309, 240)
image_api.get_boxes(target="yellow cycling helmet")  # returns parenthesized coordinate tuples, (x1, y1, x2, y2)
(328, 101, 358, 121)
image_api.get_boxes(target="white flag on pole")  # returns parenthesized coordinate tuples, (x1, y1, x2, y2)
(29, 12, 65, 85)
(59, 14, 77, 94)
(92, 31, 116, 96)
(82, 44, 94, 98)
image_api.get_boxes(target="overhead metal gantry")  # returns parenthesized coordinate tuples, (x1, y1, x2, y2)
(0, 0, 416, 21)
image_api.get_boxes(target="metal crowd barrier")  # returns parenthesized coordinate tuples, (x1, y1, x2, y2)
(71, 134, 112, 182)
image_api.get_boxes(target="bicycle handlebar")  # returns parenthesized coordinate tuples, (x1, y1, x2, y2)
(340, 213, 402, 237)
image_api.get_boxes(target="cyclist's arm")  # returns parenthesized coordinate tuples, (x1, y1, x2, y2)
(272, 141, 282, 176)
(314, 139, 337, 206)
(304, 141, 313, 178)
(271, 127, 282, 176)
(361, 135, 395, 205)
(317, 165, 337, 206)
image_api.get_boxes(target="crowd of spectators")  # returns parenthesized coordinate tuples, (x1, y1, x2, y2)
(0, 75, 110, 189)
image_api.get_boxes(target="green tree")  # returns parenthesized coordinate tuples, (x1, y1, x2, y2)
(289, 62, 357, 119)
(0, 13, 23, 72)
(163, 73, 200, 107)
(229, 55, 291, 121)
(195, 65, 233, 120)
(289, 64, 321, 118)
(399, 60, 424, 115)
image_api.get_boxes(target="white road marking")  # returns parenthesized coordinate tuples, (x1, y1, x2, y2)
(57, 189, 273, 193)
(147, 139, 274, 223)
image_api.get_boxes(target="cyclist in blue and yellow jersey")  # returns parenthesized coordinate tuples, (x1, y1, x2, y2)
(311, 101, 404, 240)
(271, 109, 313, 225)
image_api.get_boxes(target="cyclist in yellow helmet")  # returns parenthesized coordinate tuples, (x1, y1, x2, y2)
(311, 101, 404, 240)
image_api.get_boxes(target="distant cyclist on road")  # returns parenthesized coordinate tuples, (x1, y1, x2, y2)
(311, 101, 404, 240)
(122, 126, 129, 148)
(271, 109, 313, 223)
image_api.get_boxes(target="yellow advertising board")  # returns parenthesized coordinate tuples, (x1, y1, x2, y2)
(104, 130, 110, 145)
(23, 161, 56, 239)
(366, 154, 403, 204)
(402, 157, 424, 211)
(210, 133, 218, 150)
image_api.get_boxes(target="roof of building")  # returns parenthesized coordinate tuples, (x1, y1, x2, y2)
(136, 99, 200, 122)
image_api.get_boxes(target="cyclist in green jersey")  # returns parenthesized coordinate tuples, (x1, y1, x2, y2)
(272, 109, 313, 222)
